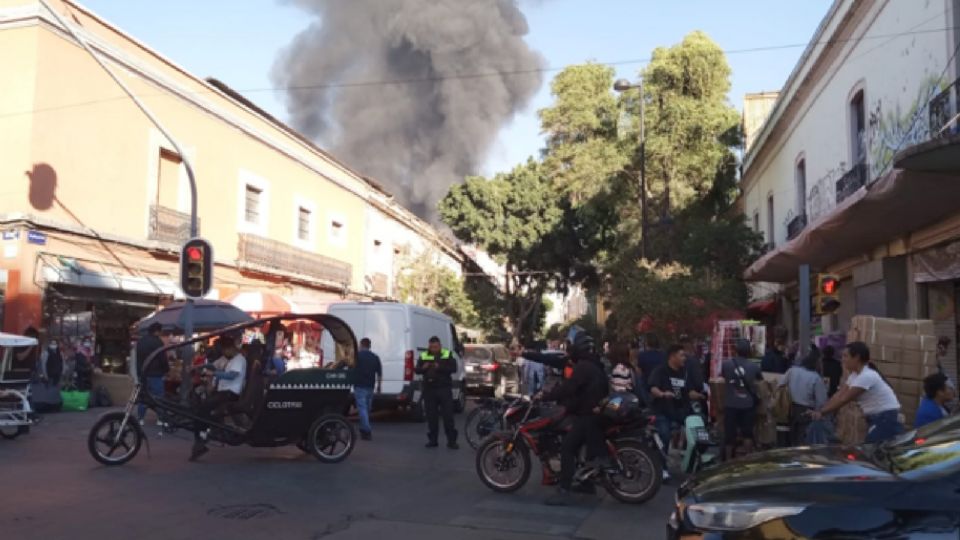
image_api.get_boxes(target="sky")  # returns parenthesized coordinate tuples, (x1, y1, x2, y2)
(80, 0, 834, 177)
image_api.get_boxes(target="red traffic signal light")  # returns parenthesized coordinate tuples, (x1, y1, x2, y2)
(816, 273, 841, 314)
(180, 238, 213, 299)
(821, 276, 838, 295)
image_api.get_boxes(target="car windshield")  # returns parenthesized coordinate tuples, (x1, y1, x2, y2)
(877, 414, 960, 480)
(464, 347, 492, 362)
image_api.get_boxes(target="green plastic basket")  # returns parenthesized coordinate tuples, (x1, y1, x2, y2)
(61, 390, 90, 412)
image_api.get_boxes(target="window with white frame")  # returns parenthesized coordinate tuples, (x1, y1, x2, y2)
(244, 185, 262, 224)
(849, 89, 866, 164)
(795, 157, 806, 216)
(753, 211, 760, 233)
(328, 213, 347, 246)
(766, 195, 775, 247)
(297, 207, 311, 241)
(237, 170, 269, 235)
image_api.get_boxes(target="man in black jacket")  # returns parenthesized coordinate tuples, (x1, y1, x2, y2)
(538, 328, 609, 506)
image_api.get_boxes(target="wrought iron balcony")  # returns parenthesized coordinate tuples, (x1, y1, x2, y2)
(148, 205, 197, 245)
(237, 233, 352, 285)
(929, 78, 960, 138)
(786, 213, 808, 241)
(835, 161, 867, 205)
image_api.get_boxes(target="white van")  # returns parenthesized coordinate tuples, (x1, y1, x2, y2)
(321, 302, 466, 419)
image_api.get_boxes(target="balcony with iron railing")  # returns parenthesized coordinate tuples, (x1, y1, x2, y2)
(835, 160, 867, 205)
(148, 205, 198, 245)
(929, 78, 960, 138)
(237, 233, 352, 285)
(786, 213, 807, 241)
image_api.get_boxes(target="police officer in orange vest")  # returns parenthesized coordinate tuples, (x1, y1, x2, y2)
(415, 336, 459, 449)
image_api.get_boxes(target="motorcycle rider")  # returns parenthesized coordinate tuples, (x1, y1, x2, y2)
(534, 326, 610, 506)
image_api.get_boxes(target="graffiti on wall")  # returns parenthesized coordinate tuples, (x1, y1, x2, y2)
(867, 75, 944, 178)
(806, 163, 847, 221)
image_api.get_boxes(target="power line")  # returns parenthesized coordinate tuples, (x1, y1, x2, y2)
(1, 24, 957, 119)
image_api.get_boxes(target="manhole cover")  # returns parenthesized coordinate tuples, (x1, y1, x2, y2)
(207, 503, 283, 521)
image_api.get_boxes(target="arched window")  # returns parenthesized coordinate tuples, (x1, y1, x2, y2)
(849, 89, 866, 164)
(795, 156, 807, 216)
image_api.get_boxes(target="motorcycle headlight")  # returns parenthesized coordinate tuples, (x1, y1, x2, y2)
(687, 502, 806, 531)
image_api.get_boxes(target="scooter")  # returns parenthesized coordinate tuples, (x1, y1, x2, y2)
(681, 401, 720, 474)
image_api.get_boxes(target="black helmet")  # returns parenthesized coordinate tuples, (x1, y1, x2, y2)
(566, 325, 595, 361)
(734, 338, 753, 358)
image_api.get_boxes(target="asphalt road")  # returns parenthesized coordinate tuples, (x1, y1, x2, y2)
(0, 404, 675, 540)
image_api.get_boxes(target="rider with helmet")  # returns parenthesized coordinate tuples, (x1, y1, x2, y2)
(533, 326, 610, 506)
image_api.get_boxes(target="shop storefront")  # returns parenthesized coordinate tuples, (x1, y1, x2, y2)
(914, 240, 960, 382)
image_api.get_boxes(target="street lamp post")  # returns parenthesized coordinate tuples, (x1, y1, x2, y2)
(614, 78, 647, 259)
(42, 0, 199, 402)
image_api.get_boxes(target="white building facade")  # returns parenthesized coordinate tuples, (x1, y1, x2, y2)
(742, 0, 960, 375)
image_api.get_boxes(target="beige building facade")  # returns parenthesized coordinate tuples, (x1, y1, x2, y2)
(0, 0, 470, 367)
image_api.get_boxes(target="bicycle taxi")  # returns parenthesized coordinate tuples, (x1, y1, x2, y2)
(0, 332, 40, 440)
(87, 313, 357, 465)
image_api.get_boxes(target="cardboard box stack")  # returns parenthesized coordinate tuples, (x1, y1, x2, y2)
(849, 315, 937, 426)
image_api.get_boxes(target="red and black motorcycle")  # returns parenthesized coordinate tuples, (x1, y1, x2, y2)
(475, 395, 662, 504)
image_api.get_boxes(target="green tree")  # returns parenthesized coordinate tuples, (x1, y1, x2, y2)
(539, 63, 630, 202)
(639, 30, 742, 217)
(605, 32, 761, 339)
(439, 159, 596, 344)
(395, 251, 478, 327)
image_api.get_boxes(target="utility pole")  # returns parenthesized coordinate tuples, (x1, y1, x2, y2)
(42, 1, 200, 401)
(614, 78, 647, 259)
(798, 264, 811, 358)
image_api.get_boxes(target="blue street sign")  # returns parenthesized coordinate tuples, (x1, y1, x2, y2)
(2, 230, 18, 241)
(27, 230, 47, 245)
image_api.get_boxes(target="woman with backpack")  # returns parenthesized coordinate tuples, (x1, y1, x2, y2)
(779, 349, 827, 445)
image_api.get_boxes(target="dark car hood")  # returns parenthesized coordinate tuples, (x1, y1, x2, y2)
(684, 445, 894, 500)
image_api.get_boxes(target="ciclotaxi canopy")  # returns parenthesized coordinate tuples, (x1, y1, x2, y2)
(0, 333, 39, 347)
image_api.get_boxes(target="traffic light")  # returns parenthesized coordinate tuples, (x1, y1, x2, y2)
(816, 273, 841, 314)
(180, 238, 213, 299)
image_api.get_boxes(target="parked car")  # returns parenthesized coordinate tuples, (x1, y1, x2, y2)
(463, 344, 519, 397)
(667, 414, 960, 539)
(321, 302, 466, 420)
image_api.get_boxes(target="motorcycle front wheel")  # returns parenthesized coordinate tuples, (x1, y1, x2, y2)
(603, 440, 662, 504)
(476, 437, 531, 493)
(465, 405, 504, 450)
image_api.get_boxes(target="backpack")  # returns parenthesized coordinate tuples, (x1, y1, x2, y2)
(773, 383, 792, 424)
(92, 385, 113, 408)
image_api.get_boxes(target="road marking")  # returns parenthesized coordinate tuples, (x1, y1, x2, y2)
(449, 515, 576, 536)
(472, 499, 592, 519)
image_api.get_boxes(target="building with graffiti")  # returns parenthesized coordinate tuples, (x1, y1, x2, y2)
(739, 0, 960, 380)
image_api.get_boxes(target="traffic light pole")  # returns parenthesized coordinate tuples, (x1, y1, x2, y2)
(799, 264, 811, 359)
(40, 1, 200, 403)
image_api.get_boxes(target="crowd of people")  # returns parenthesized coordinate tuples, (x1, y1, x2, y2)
(9, 326, 98, 412)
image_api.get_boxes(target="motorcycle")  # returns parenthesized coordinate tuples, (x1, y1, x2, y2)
(475, 395, 662, 504)
(681, 400, 720, 474)
(464, 394, 524, 449)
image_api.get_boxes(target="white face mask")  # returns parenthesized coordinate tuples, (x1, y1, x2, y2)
(48, 343, 58, 351)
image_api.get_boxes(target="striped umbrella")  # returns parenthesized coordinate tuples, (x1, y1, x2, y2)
(221, 291, 297, 317)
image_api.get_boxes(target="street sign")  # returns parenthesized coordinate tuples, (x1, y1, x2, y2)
(179, 237, 213, 299)
(27, 230, 46, 245)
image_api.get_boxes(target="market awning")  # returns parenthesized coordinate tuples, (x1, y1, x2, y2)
(222, 290, 296, 316)
(746, 299, 777, 316)
(744, 169, 960, 282)
(38, 252, 178, 297)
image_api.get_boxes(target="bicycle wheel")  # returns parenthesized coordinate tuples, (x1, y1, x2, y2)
(465, 405, 504, 450)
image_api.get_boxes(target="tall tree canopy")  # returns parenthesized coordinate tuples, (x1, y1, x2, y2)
(439, 159, 595, 343)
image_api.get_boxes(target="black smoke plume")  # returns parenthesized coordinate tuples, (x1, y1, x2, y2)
(272, 0, 544, 220)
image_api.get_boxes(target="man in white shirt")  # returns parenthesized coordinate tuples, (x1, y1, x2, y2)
(191, 336, 247, 461)
(811, 341, 902, 443)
